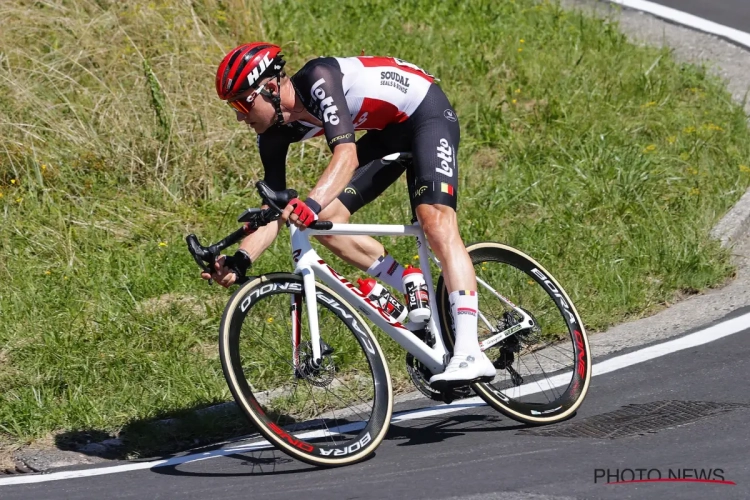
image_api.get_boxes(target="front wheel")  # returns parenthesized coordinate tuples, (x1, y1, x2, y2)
(437, 243, 592, 425)
(219, 273, 393, 467)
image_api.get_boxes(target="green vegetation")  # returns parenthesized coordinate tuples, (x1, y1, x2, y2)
(2, 0, 750, 455)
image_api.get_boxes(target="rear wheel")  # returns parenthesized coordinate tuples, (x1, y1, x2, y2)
(437, 243, 592, 424)
(219, 273, 393, 467)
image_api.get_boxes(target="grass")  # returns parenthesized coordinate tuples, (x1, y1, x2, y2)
(1, 0, 750, 455)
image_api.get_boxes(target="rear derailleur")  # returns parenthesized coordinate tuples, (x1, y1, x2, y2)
(490, 309, 541, 387)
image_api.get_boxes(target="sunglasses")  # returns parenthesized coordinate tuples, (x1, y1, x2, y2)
(227, 83, 267, 115)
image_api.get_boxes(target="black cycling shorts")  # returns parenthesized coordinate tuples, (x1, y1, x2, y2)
(337, 83, 460, 217)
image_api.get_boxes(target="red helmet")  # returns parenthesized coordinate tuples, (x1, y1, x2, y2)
(215, 42, 286, 101)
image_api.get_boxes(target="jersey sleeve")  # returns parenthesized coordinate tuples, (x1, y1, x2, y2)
(303, 61, 356, 151)
(257, 128, 291, 191)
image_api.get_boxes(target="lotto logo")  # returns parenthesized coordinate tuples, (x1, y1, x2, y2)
(435, 138, 454, 177)
(310, 78, 340, 125)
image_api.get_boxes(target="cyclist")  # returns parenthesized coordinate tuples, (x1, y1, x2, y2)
(203, 42, 495, 388)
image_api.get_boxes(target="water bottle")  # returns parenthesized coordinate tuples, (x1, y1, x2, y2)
(357, 278, 408, 323)
(401, 267, 431, 324)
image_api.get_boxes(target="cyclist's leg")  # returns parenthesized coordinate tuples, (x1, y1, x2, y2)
(314, 128, 410, 290)
(407, 84, 494, 384)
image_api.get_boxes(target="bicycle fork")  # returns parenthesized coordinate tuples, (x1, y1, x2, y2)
(289, 268, 325, 374)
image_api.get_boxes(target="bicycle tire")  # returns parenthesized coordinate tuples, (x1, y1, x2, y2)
(219, 273, 393, 467)
(436, 242, 592, 425)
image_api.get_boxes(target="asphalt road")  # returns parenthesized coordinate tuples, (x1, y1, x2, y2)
(638, 0, 750, 33)
(2, 312, 749, 499)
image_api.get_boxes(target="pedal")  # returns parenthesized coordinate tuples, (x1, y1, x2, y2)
(439, 385, 472, 404)
(430, 378, 476, 391)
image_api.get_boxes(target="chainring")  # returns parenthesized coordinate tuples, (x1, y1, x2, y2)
(405, 353, 472, 403)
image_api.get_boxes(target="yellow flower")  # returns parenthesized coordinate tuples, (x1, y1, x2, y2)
(0, 192, 3, 199)
(527, 279, 535, 285)
(641, 101, 656, 108)
(45, 270, 51, 275)
(689, 187, 700, 196)
(10, 179, 16, 185)
(412, 255, 419, 260)
(16, 197, 22, 203)
(64, 276, 69, 280)
(643, 144, 657, 153)
(679, 152, 690, 161)
(158, 242, 168, 248)
(517, 48, 523, 52)
(667, 136, 677, 144)
(267, 317, 273, 323)
(687, 167, 698, 175)
(683, 126, 696, 134)
(515, 88, 521, 94)
(519, 39, 525, 43)
(512, 99, 517, 104)
(41, 164, 47, 172)
(704, 123, 724, 132)
(740, 165, 750, 173)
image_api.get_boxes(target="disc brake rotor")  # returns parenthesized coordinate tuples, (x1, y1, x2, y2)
(296, 341, 334, 387)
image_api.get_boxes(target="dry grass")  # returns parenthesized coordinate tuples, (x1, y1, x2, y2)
(0, 0, 268, 197)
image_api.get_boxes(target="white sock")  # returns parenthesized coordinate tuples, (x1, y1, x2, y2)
(450, 290, 481, 358)
(366, 252, 405, 292)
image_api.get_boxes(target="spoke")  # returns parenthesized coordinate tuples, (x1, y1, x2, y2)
(518, 352, 560, 403)
(475, 257, 577, 408)
(305, 380, 339, 448)
(522, 346, 573, 368)
(241, 291, 376, 450)
(321, 374, 374, 421)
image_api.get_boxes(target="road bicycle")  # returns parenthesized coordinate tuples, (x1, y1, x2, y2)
(186, 153, 592, 467)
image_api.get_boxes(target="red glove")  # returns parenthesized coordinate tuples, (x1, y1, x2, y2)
(288, 198, 319, 227)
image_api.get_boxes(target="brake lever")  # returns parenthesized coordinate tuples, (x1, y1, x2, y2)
(256, 181, 297, 217)
(186, 234, 217, 285)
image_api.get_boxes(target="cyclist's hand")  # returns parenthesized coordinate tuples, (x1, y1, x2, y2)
(200, 255, 238, 288)
(282, 198, 318, 230)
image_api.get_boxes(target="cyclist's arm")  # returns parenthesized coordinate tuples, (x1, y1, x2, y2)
(301, 62, 358, 210)
(236, 128, 291, 262)
(237, 215, 283, 262)
(306, 142, 358, 210)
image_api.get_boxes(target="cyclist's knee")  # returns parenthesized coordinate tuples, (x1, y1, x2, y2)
(415, 204, 459, 242)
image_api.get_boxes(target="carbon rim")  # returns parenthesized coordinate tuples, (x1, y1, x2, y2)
(438, 243, 592, 424)
(220, 273, 393, 466)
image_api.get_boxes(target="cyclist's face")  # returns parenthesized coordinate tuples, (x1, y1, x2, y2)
(232, 80, 276, 133)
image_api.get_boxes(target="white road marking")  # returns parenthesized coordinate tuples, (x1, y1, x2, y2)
(2, 311, 749, 487)
(608, 0, 750, 49)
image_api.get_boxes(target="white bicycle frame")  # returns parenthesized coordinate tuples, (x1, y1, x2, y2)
(288, 221, 536, 375)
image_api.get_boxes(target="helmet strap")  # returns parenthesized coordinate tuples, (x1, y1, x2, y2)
(259, 74, 285, 126)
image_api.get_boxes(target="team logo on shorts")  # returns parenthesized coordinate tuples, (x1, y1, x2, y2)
(414, 185, 428, 197)
(444, 109, 457, 122)
(344, 187, 357, 195)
